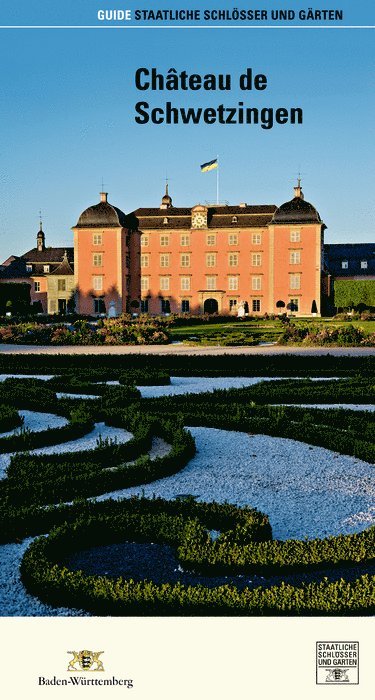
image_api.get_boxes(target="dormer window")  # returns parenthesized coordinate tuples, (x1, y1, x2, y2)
(361, 260, 368, 269)
(163, 217, 169, 225)
(43, 264, 50, 273)
(341, 261, 348, 269)
(231, 216, 238, 224)
(26, 264, 32, 272)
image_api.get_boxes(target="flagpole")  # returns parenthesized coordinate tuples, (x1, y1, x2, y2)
(216, 155, 219, 204)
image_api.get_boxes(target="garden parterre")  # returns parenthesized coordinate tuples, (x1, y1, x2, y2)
(0, 353, 373, 616)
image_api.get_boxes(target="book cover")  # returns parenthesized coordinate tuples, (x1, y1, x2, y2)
(0, 1, 373, 698)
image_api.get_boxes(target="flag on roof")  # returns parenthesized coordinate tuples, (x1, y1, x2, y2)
(200, 158, 218, 172)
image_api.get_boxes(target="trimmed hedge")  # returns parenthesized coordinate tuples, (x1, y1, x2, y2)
(20, 502, 375, 616)
(0, 404, 23, 433)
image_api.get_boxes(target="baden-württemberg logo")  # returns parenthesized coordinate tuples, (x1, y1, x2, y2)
(67, 650, 105, 672)
(37, 649, 133, 688)
(316, 641, 359, 685)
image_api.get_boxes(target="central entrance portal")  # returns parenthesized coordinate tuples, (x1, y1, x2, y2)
(204, 298, 218, 314)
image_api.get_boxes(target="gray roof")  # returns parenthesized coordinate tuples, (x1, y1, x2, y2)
(324, 243, 375, 277)
(133, 204, 276, 230)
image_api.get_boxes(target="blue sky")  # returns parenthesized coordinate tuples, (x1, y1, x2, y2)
(0, 2, 374, 258)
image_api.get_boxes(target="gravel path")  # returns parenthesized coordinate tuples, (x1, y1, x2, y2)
(0, 344, 374, 356)
(0, 422, 133, 479)
(96, 428, 375, 541)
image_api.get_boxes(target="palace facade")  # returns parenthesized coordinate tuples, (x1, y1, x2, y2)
(1, 182, 374, 316)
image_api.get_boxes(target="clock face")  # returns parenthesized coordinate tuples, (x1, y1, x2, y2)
(192, 212, 207, 229)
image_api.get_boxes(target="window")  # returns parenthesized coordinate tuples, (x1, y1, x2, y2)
(341, 260, 348, 269)
(161, 299, 171, 314)
(57, 279, 66, 292)
(141, 234, 149, 247)
(141, 276, 149, 292)
(94, 298, 106, 314)
(49, 300, 57, 314)
(228, 233, 238, 245)
(228, 276, 239, 291)
(26, 264, 33, 272)
(206, 253, 216, 267)
(160, 234, 169, 246)
(361, 260, 368, 269)
(252, 299, 261, 312)
(180, 277, 191, 291)
(141, 254, 150, 268)
(43, 265, 50, 273)
(252, 233, 262, 245)
(206, 234, 216, 246)
(181, 300, 190, 313)
(251, 253, 262, 266)
(206, 276, 216, 290)
(92, 276, 103, 291)
(163, 218, 169, 226)
(231, 216, 238, 225)
(180, 234, 190, 246)
(229, 299, 237, 311)
(159, 277, 170, 291)
(180, 253, 190, 268)
(252, 276, 262, 291)
(290, 274, 301, 290)
(160, 254, 170, 268)
(34, 281, 40, 292)
(290, 251, 301, 265)
(140, 299, 149, 313)
(93, 253, 103, 267)
(289, 298, 299, 312)
(228, 253, 238, 267)
(290, 230, 301, 242)
(93, 233, 102, 245)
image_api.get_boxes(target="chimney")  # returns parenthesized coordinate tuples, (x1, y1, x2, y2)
(100, 192, 108, 203)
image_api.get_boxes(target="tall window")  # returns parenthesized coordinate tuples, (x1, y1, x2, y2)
(206, 253, 216, 267)
(180, 234, 190, 246)
(290, 251, 301, 265)
(252, 233, 262, 245)
(290, 274, 301, 290)
(251, 253, 262, 266)
(252, 299, 261, 312)
(206, 234, 216, 246)
(289, 298, 299, 312)
(93, 253, 103, 267)
(92, 276, 103, 291)
(180, 277, 191, 291)
(181, 300, 190, 313)
(160, 253, 170, 268)
(159, 277, 170, 291)
(34, 281, 40, 292)
(93, 233, 102, 245)
(141, 276, 149, 291)
(140, 299, 149, 313)
(141, 254, 150, 267)
(252, 276, 262, 291)
(228, 276, 239, 291)
(228, 233, 238, 245)
(161, 299, 171, 314)
(290, 230, 301, 242)
(160, 234, 170, 247)
(94, 298, 106, 314)
(180, 254, 191, 268)
(228, 253, 239, 267)
(57, 279, 66, 292)
(141, 234, 149, 247)
(229, 299, 237, 311)
(206, 276, 216, 290)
